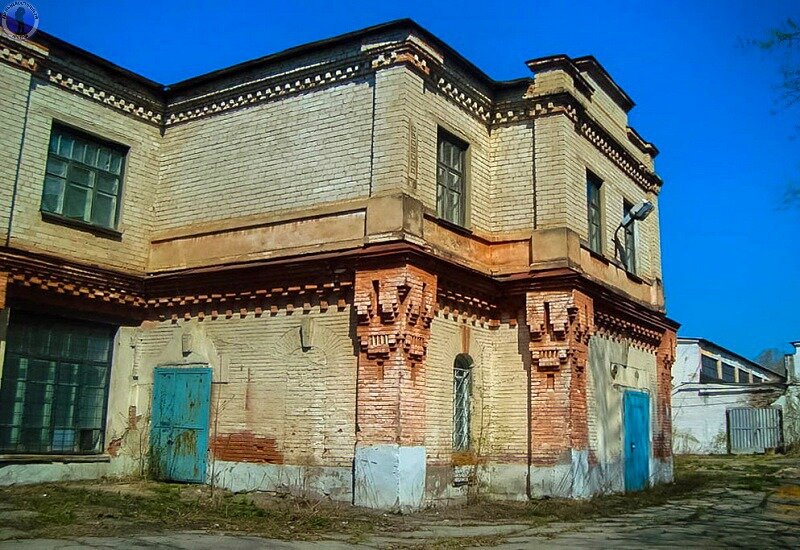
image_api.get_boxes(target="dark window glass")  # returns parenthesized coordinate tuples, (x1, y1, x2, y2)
(738, 369, 752, 384)
(700, 355, 719, 383)
(0, 312, 115, 454)
(453, 353, 473, 451)
(437, 130, 467, 226)
(721, 363, 736, 383)
(587, 174, 602, 253)
(42, 125, 125, 229)
(623, 200, 637, 274)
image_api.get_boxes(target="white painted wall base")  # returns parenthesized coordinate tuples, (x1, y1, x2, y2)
(353, 444, 426, 509)
(208, 461, 352, 501)
(0, 456, 133, 486)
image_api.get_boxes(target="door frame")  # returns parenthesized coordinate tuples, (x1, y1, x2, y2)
(150, 365, 212, 483)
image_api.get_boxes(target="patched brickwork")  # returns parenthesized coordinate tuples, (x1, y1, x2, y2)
(355, 264, 436, 445)
(527, 289, 594, 464)
(211, 432, 283, 463)
(654, 329, 677, 459)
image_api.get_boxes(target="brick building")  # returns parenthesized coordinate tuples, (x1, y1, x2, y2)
(0, 20, 678, 507)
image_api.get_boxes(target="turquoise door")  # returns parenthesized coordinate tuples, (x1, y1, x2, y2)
(150, 367, 211, 483)
(623, 390, 650, 492)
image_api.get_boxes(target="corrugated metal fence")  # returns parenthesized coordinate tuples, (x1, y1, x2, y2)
(727, 407, 783, 454)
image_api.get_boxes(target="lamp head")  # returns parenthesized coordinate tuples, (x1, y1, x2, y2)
(621, 200, 654, 227)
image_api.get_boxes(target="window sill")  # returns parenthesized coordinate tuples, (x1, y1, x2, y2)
(625, 270, 644, 284)
(41, 211, 123, 240)
(432, 216, 473, 237)
(0, 454, 111, 464)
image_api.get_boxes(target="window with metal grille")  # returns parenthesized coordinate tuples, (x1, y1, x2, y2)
(437, 130, 467, 226)
(42, 124, 126, 230)
(700, 355, 719, 383)
(586, 173, 603, 254)
(0, 312, 115, 454)
(453, 353, 473, 451)
(623, 200, 637, 273)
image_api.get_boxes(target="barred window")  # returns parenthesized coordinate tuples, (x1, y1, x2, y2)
(437, 130, 467, 226)
(587, 173, 603, 254)
(42, 124, 126, 230)
(453, 353, 473, 451)
(0, 312, 115, 454)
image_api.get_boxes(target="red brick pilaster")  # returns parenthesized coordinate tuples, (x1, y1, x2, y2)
(526, 289, 594, 465)
(354, 264, 436, 446)
(653, 329, 676, 459)
(0, 272, 7, 310)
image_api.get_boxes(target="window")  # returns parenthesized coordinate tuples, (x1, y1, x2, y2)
(721, 363, 736, 383)
(622, 200, 637, 273)
(738, 369, 752, 384)
(0, 312, 115, 454)
(586, 173, 603, 253)
(437, 130, 467, 226)
(700, 355, 719, 383)
(42, 124, 126, 230)
(453, 353, 473, 451)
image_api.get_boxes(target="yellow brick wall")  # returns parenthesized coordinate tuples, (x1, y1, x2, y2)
(403, 71, 494, 233)
(3, 66, 161, 273)
(426, 314, 527, 465)
(0, 63, 30, 244)
(156, 79, 374, 232)
(586, 334, 658, 466)
(131, 307, 357, 467)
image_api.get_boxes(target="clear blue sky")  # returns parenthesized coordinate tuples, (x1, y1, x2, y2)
(30, 0, 799, 358)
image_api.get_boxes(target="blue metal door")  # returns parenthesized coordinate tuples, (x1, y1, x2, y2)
(150, 367, 211, 483)
(623, 390, 650, 492)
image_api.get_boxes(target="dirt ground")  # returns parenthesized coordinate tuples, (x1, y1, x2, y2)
(0, 454, 798, 548)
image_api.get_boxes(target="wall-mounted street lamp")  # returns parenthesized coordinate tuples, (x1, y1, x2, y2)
(614, 200, 654, 271)
(621, 200, 655, 228)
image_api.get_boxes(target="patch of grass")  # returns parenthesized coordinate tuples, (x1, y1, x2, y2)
(0, 480, 384, 541)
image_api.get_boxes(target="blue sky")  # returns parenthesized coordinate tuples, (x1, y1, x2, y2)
(29, 0, 799, 358)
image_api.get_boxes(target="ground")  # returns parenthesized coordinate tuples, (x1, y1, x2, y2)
(0, 455, 798, 548)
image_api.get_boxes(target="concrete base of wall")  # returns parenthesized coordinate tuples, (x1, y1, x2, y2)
(0, 456, 134, 486)
(650, 457, 673, 485)
(529, 449, 592, 498)
(353, 444, 426, 509)
(209, 461, 352, 502)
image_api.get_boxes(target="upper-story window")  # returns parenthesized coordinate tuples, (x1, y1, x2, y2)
(622, 200, 637, 273)
(721, 362, 736, 383)
(700, 355, 718, 383)
(586, 173, 603, 254)
(42, 124, 126, 230)
(437, 130, 467, 226)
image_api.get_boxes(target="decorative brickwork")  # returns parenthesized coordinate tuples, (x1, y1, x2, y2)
(355, 264, 436, 445)
(654, 328, 677, 459)
(527, 289, 594, 464)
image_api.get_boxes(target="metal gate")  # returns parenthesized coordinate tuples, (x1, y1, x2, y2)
(727, 407, 783, 454)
